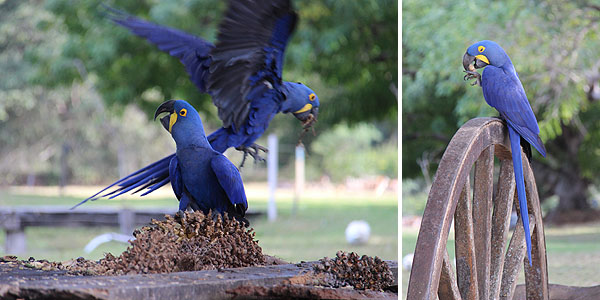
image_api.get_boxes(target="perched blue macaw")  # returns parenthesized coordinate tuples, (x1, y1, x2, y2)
(463, 40, 546, 265)
(75, 100, 249, 223)
(78, 0, 320, 203)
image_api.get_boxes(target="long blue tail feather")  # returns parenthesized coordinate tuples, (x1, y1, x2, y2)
(140, 177, 171, 196)
(509, 126, 533, 265)
(71, 154, 175, 209)
(106, 164, 170, 199)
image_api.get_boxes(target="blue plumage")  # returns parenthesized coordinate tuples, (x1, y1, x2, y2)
(76, 1, 320, 205)
(158, 100, 247, 219)
(107, 1, 319, 151)
(74, 100, 248, 222)
(463, 40, 546, 265)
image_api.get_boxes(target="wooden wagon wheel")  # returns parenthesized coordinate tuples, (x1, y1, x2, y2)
(407, 117, 549, 300)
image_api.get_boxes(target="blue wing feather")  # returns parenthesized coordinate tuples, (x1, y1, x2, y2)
(210, 155, 248, 209)
(481, 66, 546, 157)
(168, 155, 183, 200)
(207, 0, 296, 130)
(482, 65, 537, 266)
(106, 7, 214, 92)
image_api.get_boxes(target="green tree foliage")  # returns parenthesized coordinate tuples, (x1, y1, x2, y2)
(34, 0, 397, 127)
(403, 0, 600, 211)
(294, 0, 398, 125)
(310, 123, 398, 181)
(0, 0, 173, 185)
(32, 0, 224, 125)
(1, 0, 397, 185)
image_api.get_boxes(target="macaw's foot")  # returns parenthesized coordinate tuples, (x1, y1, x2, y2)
(236, 143, 268, 168)
(463, 70, 482, 86)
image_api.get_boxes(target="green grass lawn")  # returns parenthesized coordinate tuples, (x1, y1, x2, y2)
(0, 187, 398, 264)
(401, 222, 600, 299)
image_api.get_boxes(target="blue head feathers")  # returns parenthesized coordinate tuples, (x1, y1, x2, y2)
(154, 99, 209, 148)
(280, 81, 320, 124)
(464, 40, 512, 69)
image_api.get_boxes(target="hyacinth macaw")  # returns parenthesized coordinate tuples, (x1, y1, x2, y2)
(75, 100, 249, 223)
(463, 40, 546, 265)
(78, 0, 320, 203)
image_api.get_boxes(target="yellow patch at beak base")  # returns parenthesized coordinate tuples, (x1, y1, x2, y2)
(475, 54, 490, 64)
(169, 113, 177, 133)
(294, 103, 313, 114)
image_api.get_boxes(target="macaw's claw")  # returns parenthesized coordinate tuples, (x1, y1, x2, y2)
(463, 70, 482, 86)
(236, 143, 268, 168)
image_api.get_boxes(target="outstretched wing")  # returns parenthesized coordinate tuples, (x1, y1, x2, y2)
(481, 66, 546, 157)
(72, 154, 174, 209)
(106, 6, 214, 92)
(210, 155, 248, 213)
(207, 0, 297, 131)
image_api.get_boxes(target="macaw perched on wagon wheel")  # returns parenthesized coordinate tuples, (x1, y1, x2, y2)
(463, 40, 547, 265)
(75, 0, 320, 206)
(463, 40, 546, 265)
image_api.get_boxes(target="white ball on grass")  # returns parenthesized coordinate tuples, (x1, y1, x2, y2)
(345, 220, 371, 245)
(402, 253, 414, 271)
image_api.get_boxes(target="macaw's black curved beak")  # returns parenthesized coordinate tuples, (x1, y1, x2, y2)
(463, 53, 476, 71)
(154, 100, 176, 131)
(294, 106, 319, 129)
(463, 52, 488, 71)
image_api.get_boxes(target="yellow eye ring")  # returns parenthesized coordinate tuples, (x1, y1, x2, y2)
(309, 93, 316, 101)
(179, 108, 187, 117)
(478, 46, 485, 52)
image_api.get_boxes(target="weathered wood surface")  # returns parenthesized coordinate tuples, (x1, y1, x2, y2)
(0, 261, 397, 300)
(513, 284, 600, 300)
(454, 177, 479, 300)
(407, 118, 508, 299)
(407, 117, 549, 300)
(489, 159, 515, 300)
(472, 147, 494, 300)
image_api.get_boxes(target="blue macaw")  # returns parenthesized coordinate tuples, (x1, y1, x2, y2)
(463, 40, 546, 265)
(76, 100, 249, 223)
(79, 0, 319, 203)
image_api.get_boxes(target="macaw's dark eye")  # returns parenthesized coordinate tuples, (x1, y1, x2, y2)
(478, 46, 485, 52)
(180, 108, 187, 116)
(309, 93, 316, 101)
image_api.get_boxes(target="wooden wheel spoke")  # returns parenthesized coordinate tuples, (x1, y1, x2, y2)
(472, 146, 494, 299)
(489, 159, 516, 300)
(407, 118, 548, 300)
(499, 205, 527, 300)
(438, 250, 462, 300)
(522, 154, 549, 300)
(454, 176, 479, 300)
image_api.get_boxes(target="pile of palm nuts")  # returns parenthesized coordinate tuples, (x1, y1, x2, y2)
(25, 211, 265, 275)
(313, 251, 394, 291)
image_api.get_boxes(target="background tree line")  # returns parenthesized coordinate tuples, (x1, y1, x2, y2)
(403, 0, 600, 216)
(0, 0, 398, 185)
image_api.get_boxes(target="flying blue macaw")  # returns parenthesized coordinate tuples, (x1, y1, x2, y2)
(463, 40, 546, 265)
(79, 0, 319, 203)
(75, 100, 249, 223)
